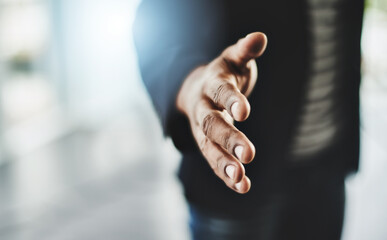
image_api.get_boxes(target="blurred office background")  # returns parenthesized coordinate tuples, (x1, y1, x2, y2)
(0, 0, 386, 239)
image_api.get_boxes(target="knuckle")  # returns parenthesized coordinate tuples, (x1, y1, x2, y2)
(207, 159, 217, 172)
(211, 162, 219, 174)
(199, 137, 209, 153)
(212, 82, 233, 106)
(202, 113, 217, 136)
(220, 132, 232, 151)
(222, 130, 239, 153)
(213, 155, 224, 175)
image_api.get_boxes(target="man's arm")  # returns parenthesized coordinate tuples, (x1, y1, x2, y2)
(133, 0, 267, 194)
(133, 0, 223, 138)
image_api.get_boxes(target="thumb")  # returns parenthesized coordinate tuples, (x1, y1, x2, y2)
(222, 32, 267, 69)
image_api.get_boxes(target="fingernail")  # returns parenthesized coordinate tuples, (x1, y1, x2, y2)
(235, 182, 242, 191)
(234, 145, 244, 160)
(225, 165, 236, 179)
(231, 102, 239, 118)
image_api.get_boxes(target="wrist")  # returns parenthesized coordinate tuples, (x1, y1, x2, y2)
(176, 65, 206, 116)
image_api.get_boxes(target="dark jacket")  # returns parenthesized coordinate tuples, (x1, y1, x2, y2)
(133, 0, 364, 217)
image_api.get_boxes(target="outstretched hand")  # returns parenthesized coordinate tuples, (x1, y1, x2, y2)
(176, 32, 267, 194)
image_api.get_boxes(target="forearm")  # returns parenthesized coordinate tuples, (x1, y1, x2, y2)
(133, 0, 225, 135)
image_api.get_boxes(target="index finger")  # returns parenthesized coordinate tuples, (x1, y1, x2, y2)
(203, 78, 251, 122)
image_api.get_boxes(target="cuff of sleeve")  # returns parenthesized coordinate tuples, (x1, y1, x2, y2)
(162, 48, 210, 135)
(163, 49, 210, 150)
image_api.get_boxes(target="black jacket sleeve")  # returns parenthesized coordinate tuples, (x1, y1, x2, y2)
(133, 0, 225, 151)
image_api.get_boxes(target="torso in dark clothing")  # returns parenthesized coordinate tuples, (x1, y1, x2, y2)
(177, 0, 363, 217)
(133, 0, 364, 217)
